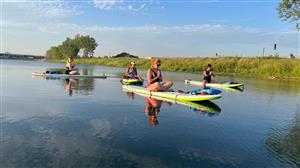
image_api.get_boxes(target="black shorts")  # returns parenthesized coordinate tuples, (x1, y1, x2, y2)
(65, 69, 71, 74)
(203, 77, 211, 83)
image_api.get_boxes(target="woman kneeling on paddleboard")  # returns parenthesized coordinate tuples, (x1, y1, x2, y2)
(65, 57, 79, 75)
(202, 64, 215, 89)
(147, 58, 173, 91)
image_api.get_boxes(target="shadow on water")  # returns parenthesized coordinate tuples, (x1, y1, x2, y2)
(265, 104, 300, 167)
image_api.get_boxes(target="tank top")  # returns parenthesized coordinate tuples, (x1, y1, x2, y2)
(147, 68, 160, 86)
(66, 62, 75, 70)
(127, 67, 135, 75)
(127, 67, 137, 78)
(203, 70, 212, 82)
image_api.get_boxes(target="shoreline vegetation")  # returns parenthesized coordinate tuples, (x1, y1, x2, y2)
(48, 56, 300, 80)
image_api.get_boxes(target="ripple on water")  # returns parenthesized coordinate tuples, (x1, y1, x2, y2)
(265, 105, 300, 167)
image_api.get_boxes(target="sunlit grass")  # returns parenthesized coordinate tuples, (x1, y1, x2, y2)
(49, 57, 300, 79)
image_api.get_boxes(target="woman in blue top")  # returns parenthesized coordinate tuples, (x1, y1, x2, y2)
(126, 61, 138, 79)
(121, 61, 142, 80)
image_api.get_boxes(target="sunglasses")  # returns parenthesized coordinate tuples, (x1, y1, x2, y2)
(157, 63, 161, 66)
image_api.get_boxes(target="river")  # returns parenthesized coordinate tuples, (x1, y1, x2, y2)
(1, 59, 300, 167)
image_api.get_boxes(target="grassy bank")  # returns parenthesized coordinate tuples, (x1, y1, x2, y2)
(48, 57, 300, 79)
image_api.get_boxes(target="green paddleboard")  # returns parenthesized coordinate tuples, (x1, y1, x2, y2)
(122, 79, 144, 85)
(185, 79, 244, 88)
(122, 85, 221, 102)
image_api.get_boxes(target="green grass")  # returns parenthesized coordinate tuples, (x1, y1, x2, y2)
(48, 57, 300, 79)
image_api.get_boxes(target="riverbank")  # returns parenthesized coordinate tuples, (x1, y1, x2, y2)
(48, 57, 300, 79)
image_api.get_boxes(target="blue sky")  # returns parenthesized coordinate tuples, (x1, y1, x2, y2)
(2, 0, 299, 57)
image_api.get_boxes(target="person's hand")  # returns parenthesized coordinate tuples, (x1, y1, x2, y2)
(157, 70, 161, 77)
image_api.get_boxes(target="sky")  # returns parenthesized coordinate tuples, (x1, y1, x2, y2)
(2, 0, 299, 57)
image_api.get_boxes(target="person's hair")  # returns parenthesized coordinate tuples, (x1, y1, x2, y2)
(68, 57, 73, 62)
(149, 116, 159, 126)
(151, 58, 161, 67)
(208, 64, 212, 68)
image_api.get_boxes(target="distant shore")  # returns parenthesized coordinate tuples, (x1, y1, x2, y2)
(48, 57, 300, 80)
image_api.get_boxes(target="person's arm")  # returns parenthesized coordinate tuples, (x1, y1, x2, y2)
(134, 68, 138, 76)
(211, 71, 215, 77)
(71, 63, 75, 70)
(203, 71, 207, 77)
(66, 62, 71, 69)
(125, 68, 129, 76)
(157, 70, 163, 82)
(147, 69, 160, 84)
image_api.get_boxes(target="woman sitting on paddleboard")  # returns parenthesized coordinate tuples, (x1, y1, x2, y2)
(147, 58, 173, 91)
(202, 64, 215, 89)
(121, 61, 142, 81)
(65, 57, 79, 75)
(124, 61, 139, 79)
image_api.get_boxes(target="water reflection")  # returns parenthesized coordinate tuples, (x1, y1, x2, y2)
(33, 68, 99, 96)
(266, 104, 300, 167)
(126, 91, 135, 100)
(65, 78, 75, 96)
(185, 101, 221, 116)
(1, 117, 168, 167)
(248, 79, 300, 95)
(3, 60, 300, 167)
(60, 78, 96, 96)
(221, 87, 244, 93)
(145, 97, 162, 126)
(123, 89, 222, 126)
(144, 97, 174, 126)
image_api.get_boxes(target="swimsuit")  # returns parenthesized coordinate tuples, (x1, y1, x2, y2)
(65, 63, 75, 74)
(127, 67, 137, 78)
(147, 68, 160, 87)
(203, 70, 212, 83)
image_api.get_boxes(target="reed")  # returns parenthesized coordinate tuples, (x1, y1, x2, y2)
(49, 57, 300, 79)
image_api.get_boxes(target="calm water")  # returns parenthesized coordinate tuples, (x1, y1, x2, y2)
(1, 59, 300, 168)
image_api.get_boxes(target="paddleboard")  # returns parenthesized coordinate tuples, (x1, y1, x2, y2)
(122, 85, 221, 102)
(123, 89, 221, 112)
(185, 79, 244, 88)
(32, 72, 107, 79)
(122, 78, 144, 85)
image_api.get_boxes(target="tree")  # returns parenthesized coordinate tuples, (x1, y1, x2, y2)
(277, 0, 300, 30)
(46, 46, 62, 59)
(45, 34, 98, 59)
(74, 35, 98, 57)
(290, 53, 296, 59)
(60, 38, 80, 58)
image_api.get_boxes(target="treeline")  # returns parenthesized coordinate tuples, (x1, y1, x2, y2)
(46, 34, 97, 59)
